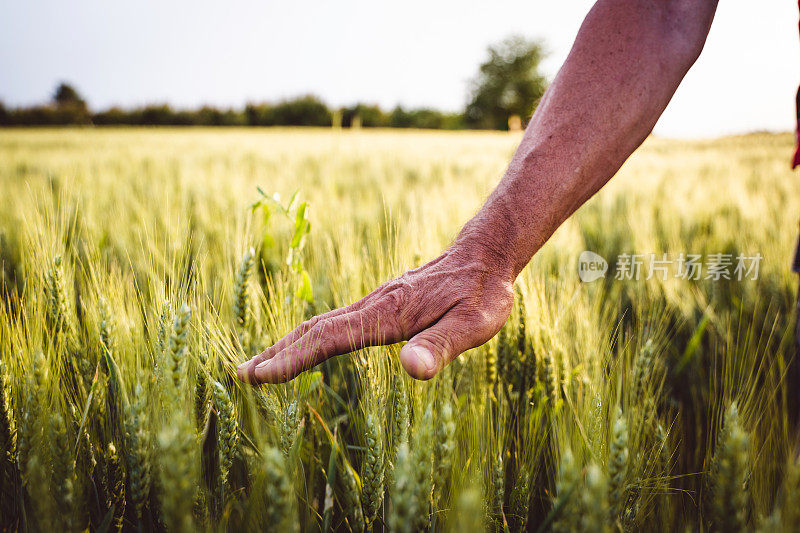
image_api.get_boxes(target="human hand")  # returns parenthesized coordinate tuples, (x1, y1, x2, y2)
(236, 241, 514, 384)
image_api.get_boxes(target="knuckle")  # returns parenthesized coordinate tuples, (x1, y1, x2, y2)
(383, 275, 413, 301)
(307, 319, 328, 342)
(383, 283, 407, 313)
(325, 317, 349, 342)
(302, 315, 320, 330)
(315, 316, 353, 355)
(375, 276, 413, 334)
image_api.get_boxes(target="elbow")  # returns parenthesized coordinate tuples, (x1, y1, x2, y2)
(669, 28, 711, 74)
(661, 0, 717, 71)
(586, 0, 718, 75)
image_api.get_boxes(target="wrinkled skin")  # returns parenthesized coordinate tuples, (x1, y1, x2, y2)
(238, 242, 514, 383)
(238, 0, 718, 385)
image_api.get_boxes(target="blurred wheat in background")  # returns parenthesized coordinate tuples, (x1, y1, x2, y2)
(0, 127, 798, 531)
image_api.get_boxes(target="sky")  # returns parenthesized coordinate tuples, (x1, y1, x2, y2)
(1, 1, 798, 138)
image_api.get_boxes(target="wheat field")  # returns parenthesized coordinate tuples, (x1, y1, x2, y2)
(0, 127, 799, 532)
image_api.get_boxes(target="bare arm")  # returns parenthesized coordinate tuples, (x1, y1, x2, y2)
(238, 0, 718, 384)
(463, 0, 717, 278)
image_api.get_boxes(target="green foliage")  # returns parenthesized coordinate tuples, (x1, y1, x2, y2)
(124, 386, 151, 521)
(465, 35, 548, 130)
(706, 403, 751, 532)
(51, 82, 90, 124)
(194, 352, 209, 433)
(167, 304, 192, 390)
(104, 443, 126, 533)
(508, 468, 531, 532)
(252, 189, 315, 304)
(157, 300, 172, 356)
(608, 408, 629, 520)
(158, 414, 198, 531)
(581, 463, 610, 533)
(211, 380, 238, 492)
(246, 95, 332, 127)
(540, 350, 557, 405)
(553, 448, 580, 533)
(279, 400, 300, 457)
(389, 443, 423, 533)
(433, 400, 455, 506)
(389, 106, 464, 130)
(487, 452, 504, 530)
(631, 339, 656, 402)
(233, 247, 255, 337)
(48, 412, 75, 527)
(339, 457, 363, 529)
(361, 413, 385, 527)
(0, 362, 21, 530)
(248, 447, 294, 531)
(45, 255, 72, 342)
(53, 83, 87, 110)
(2, 82, 469, 128)
(388, 372, 409, 473)
(341, 103, 387, 128)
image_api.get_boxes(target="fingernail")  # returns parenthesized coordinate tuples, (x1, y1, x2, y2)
(256, 359, 272, 370)
(411, 346, 436, 372)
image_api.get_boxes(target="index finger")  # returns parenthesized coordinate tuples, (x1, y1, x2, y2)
(236, 278, 402, 383)
(249, 300, 404, 384)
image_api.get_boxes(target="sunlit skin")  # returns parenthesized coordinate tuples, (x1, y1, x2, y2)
(237, 0, 719, 385)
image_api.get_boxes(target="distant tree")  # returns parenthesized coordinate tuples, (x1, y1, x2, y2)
(245, 103, 272, 126)
(389, 106, 413, 128)
(51, 82, 91, 124)
(197, 106, 244, 126)
(52, 83, 87, 109)
(465, 35, 547, 130)
(389, 106, 463, 130)
(409, 109, 443, 129)
(92, 106, 132, 126)
(197, 106, 224, 126)
(342, 104, 387, 128)
(272, 96, 331, 126)
(439, 112, 465, 130)
(140, 104, 177, 125)
(245, 96, 330, 126)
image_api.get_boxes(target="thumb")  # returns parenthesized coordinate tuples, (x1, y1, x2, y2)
(399, 308, 493, 380)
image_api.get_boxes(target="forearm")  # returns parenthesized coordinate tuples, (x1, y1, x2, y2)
(458, 0, 717, 279)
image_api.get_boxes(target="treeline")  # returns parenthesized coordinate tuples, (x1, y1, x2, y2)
(2, 38, 547, 130)
(0, 90, 464, 130)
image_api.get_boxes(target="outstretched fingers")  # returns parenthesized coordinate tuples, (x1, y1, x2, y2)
(247, 303, 404, 384)
(237, 292, 381, 383)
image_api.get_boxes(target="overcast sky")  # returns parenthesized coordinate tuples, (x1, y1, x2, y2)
(1, 1, 797, 137)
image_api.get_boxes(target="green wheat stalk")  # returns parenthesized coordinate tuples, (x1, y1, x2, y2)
(211, 380, 238, 493)
(361, 413, 385, 528)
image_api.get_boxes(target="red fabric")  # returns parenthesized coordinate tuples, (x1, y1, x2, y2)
(794, 118, 800, 168)
(794, 85, 800, 168)
(795, 1, 800, 169)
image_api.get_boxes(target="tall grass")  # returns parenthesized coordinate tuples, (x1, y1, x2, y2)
(0, 128, 798, 531)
